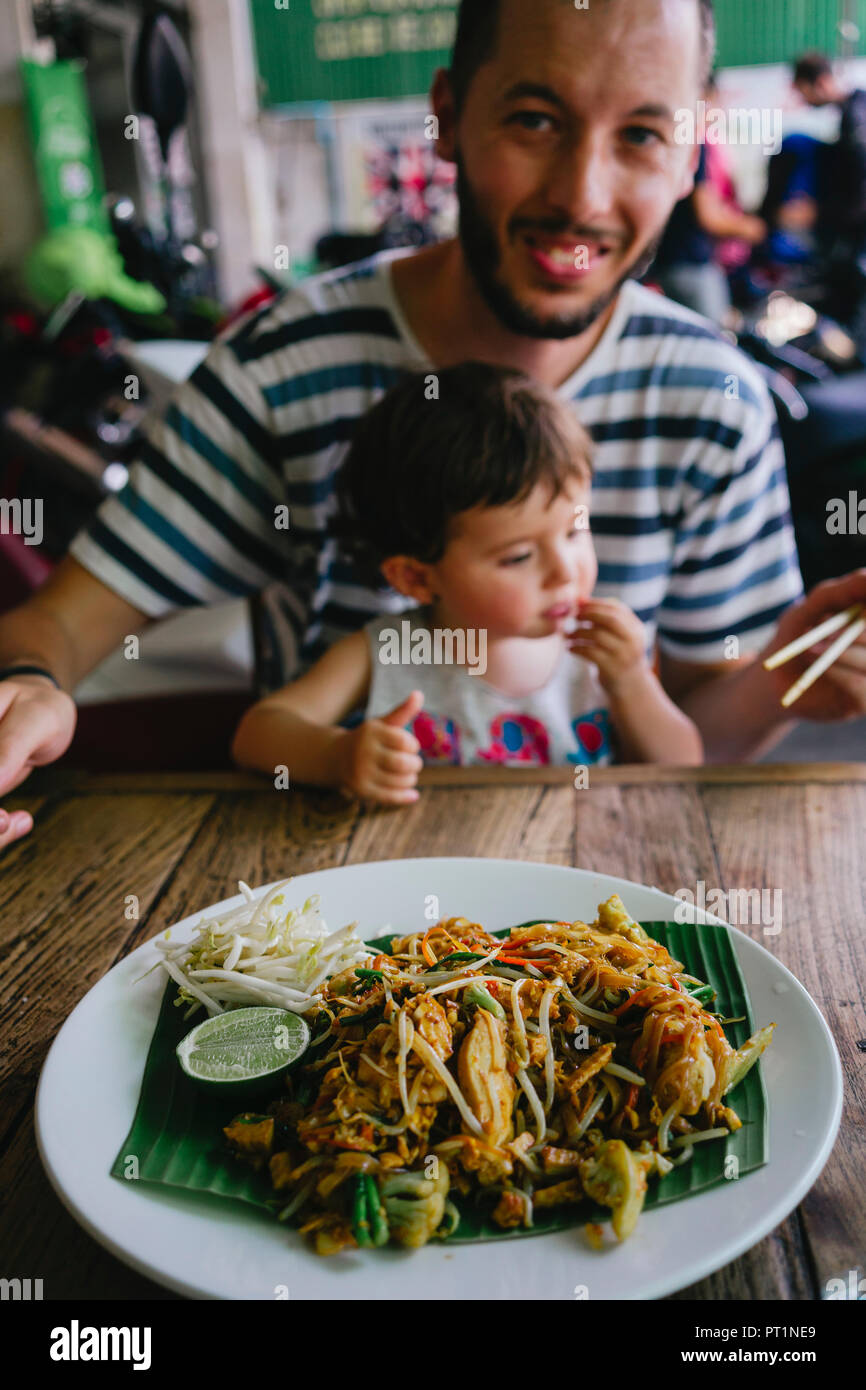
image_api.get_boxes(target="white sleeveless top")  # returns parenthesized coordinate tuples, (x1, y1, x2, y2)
(363, 606, 614, 767)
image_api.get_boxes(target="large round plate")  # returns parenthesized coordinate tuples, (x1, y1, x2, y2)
(35, 858, 842, 1300)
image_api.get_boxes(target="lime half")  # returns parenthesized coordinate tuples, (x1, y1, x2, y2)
(176, 1006, 310, 1093)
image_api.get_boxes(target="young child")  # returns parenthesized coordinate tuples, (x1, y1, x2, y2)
(231, 364, 702, 803)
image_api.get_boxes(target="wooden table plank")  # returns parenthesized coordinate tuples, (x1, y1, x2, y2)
(0, 788, 218, 1302)
(346, 782, 550, 862)
(131, 787, 362, 944)
(0, 1110, 178, 1301)
(0, 793, 50, 818)
(20, 761, 866, 797)
(412, 763, 866, 786)
(701, 780, 866, 1299)
(570, 782, 720, 888)
(0, 792, 215, 1120)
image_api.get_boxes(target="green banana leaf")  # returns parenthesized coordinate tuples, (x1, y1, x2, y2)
(111, 919, 768, 1242)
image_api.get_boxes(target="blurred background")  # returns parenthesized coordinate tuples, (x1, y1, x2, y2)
(0, 0, 864, 765)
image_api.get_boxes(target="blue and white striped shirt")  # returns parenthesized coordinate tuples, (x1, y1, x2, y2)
(70, 249, 803, 686)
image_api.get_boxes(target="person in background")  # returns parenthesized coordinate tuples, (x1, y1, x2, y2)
(652, 78, 767, 322)
(704, 74, 755, 279)
(758, 132, 824, 272)
(792, 51, 866, 347)
(792, 52, 866, 249)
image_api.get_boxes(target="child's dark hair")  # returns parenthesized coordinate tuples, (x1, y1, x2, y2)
(332, 362, 593, 589)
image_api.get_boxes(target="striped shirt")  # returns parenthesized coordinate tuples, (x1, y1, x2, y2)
(70, 249, 804, 688)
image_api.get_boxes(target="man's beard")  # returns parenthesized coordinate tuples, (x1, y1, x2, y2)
(455, 155, 661, 341)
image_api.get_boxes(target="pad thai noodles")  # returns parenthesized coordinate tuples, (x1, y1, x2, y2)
(222, 895, 774, 1254)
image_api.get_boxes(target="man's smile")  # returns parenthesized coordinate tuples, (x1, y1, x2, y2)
(521, 230, 617, 281)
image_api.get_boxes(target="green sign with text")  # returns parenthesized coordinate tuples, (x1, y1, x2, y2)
(249, 0, 458, 107)
(248, 0, 866, 111)
(20, 58, 108, 233)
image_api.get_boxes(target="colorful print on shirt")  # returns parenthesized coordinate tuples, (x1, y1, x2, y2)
(567, 707, 613, 764)
(477, 712, 551, 766)
(410, 705, 614, 767)
(411, 710, 461, 764)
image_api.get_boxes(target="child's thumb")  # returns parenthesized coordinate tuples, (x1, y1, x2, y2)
(381, 689, 424, 728)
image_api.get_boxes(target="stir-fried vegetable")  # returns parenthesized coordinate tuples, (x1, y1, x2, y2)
(688, 984, 716, 1005)
(464, 982, 507, 1021)
(378, 1167, 451, 1247)
(431, 952, 487, 969)
(350, 1173, 389, 1247)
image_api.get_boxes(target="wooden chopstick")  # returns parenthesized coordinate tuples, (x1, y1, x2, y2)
(761, 603, 865, 709)
(763, 603, 864, 671)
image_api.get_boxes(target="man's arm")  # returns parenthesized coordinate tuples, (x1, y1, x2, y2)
(0, 557, 149, 848)
(652, 320, 808, 762)
(0, 554, 149, 691)
(693, 184, 766, 244)
(0, 297, 297, 853)
(660, 651, 796, 764)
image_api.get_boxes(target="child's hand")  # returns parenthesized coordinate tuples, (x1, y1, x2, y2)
(335, 690, 425, 806)
(568, 599, 650, 697)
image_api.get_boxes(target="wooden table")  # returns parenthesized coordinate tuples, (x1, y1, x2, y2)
(2, 763, 864, 1301)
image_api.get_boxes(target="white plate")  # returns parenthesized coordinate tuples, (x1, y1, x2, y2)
(36, 858, 842, 1301)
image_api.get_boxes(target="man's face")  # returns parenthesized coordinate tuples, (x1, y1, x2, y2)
(440, 0, 703, 339)
(793, 77, 832, 109)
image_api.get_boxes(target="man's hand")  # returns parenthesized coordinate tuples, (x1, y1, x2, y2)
(334, 690, 424, 807)
(665, 567, 866, 764)
(761, 569, 866, 720)
(568, 598, 651, 696)
(0, 675, 77, 848)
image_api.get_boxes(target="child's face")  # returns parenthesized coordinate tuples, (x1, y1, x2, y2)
(428, 475, 597, 639)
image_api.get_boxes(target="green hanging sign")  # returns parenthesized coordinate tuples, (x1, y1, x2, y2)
(247, 0, 866, 107)
(249, 0, 458, 107)
(20, 58, 109, 234)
